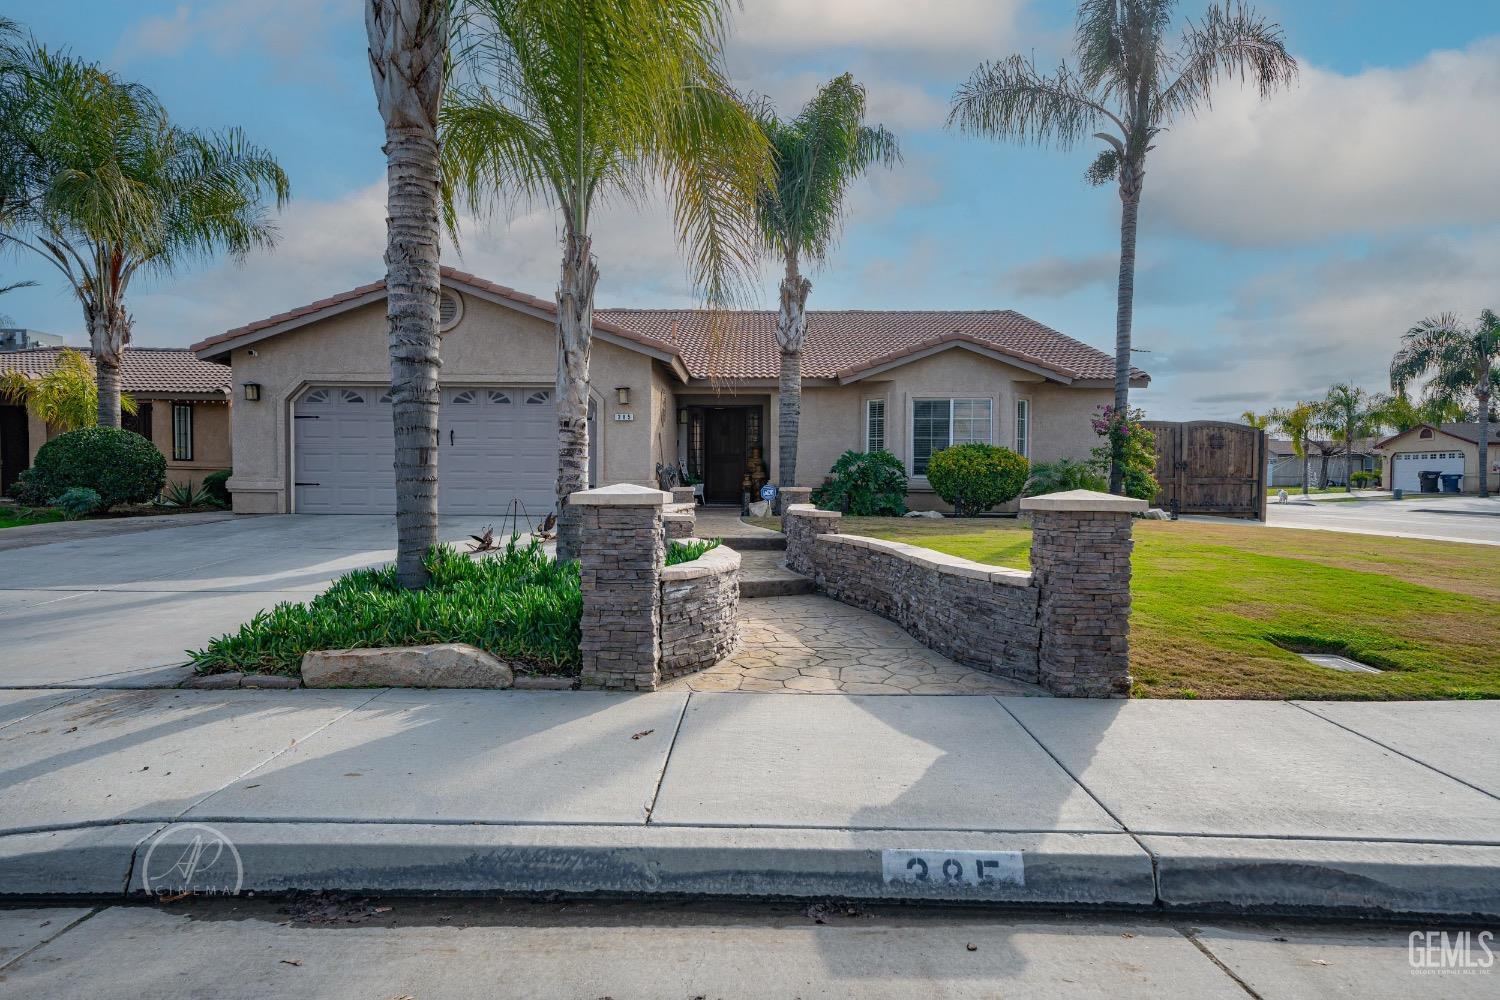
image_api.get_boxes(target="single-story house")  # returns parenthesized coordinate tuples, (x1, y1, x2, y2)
(190, 267, 1149, 515)
(0, 347, 232, 496)
(1374, 422, 1500, 494)
(1266, 436, 1380, 488)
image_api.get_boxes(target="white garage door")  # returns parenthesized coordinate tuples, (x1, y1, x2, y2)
(1391, 449, 1464, 492)
(293, 385, 558, 515)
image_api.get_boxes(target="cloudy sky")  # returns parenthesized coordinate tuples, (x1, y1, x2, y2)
(4, 0, 1498, 419)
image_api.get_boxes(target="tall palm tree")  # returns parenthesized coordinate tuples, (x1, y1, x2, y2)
(0, 347, 136, 432)
(949, 0, 1296, 493)
(2, 44, 289, 428)
(1271, 402, 1315, 496)
(441, 0, 769, 561)
(1317, 382, 1375, 492)
(367, 0, 448, 589)
(1391, 309, 1500, 498)
(752, 74, 899, 498)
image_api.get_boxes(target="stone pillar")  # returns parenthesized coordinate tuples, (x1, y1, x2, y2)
(780, 486, 813, 510)
(670, 486, 697, 506)
(573, 484, 670, 691)
(781, 504, 841, 577)
(662, 511, 695, 540)
(1020, 490, 1145, 698)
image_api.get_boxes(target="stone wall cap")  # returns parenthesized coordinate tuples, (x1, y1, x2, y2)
(571, 483, 671, 507)
(660, 543, 741, 581)
(786, 503, 841, 518)
(1020, 489, 1148, 513)
(818, 532, 1033, 587)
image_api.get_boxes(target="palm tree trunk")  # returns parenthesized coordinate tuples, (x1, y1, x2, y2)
(95, 360, 121, 429)
(382, 126, 443, 589)
(1344, 434, 1353, 492)
(1301, 450, 1310, 496)
(91, 314, 125, 429)
(554, 231, 598, 564)
(1479, 389, 1491, 499)
(1110, 171, 1142, 496)
(775, 252, 811, 502)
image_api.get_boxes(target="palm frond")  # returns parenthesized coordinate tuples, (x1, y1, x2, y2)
(948, 55, 1126, 148)
(1158, 0, 1297, 125)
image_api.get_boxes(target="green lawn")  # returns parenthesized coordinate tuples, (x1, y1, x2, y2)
(755, 515, 1500, 700)
(0, 508, 65, 530)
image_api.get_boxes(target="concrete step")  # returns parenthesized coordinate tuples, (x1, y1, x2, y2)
(736, 549, 814, 598)
(694, 509, 787, 551)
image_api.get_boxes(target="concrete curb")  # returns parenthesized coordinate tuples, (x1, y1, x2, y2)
(5, 823, 1498, 920)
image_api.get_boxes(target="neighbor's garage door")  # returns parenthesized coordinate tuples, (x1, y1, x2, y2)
(293, 385, 556, 515)
(1391, 449, 1464, 492)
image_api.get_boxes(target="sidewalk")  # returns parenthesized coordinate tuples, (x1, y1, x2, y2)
(2, 687, 1497, 920)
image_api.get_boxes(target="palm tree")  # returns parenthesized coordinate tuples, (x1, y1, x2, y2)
(1272, 402, 1315, 496)
(441, 0, 769, 561)
(1391, 309, 1500, 498)
(0, 347, 136, 431)
(752, 74, 899, 499)
(949, 0, 1296, 493)
(2, 44, 289, 428)
(1317, 383, 1376, 492)
(366, 0, 448, 589)
(1239, 409, 1270, 430)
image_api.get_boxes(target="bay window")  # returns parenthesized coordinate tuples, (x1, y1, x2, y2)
(911, 397, 992, 475)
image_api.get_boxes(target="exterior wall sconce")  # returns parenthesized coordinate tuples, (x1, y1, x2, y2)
(677, 408, 688, 425)
(243, 383, 262, 402)
(615, 386, 631, 406)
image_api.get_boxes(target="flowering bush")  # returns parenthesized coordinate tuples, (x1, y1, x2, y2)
(1089, 406, 1159, 501)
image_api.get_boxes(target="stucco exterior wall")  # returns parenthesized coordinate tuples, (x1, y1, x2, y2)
(223, 292, 667, 513)
(20, 398, 229, 493)
(1378, 427, 1500, 494)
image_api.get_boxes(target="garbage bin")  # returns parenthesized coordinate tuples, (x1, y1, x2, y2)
(1440, 473, 1463, 493)
(1418, 471, 1441, 493)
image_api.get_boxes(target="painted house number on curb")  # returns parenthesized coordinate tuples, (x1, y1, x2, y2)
(881, 849, 1025, 888)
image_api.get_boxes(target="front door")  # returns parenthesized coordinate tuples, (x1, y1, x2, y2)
(0, 405, 29, 495)
(704, 408, 746, 504)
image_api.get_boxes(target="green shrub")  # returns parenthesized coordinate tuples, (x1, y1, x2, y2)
(55, 487, 102, 519)
(925, 443, 1029, 516)
(17, 427, 166, 509)
(190, 541, 583, 676)
(203, 468, 232, 507)
(1089, 406, 1159, 501)
(1024, 458, 1108, 496)
(1349, 470, 1375, 488)
(666, 537, 720, 565)
(811, 450, 908, 515)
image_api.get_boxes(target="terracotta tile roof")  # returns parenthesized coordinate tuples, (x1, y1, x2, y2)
(189, 266, 1147, 385)
(0, 347, 230, 396)
(595, 307, 1144, 382)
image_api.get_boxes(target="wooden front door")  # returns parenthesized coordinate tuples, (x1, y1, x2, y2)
(704, 408, 747, 504)
(1146, 420, 1267, 520)
(0, 405, 29, 495)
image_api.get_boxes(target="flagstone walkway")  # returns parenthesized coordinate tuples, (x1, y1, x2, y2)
(663, 594, 1045, 696)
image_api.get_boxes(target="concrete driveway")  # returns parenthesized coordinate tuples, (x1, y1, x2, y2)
(0, 515, 504, 688)
(1263, 495, 1500, 545)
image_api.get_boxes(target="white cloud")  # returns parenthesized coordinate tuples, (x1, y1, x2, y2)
(1152, 38, 1500, 245)
(116, 1, 353, 64)
(729, 0, 1027, 58)
(998, 254, 1117, 297)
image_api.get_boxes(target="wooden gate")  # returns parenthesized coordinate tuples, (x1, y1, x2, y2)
(1144, 420, 1267, 520)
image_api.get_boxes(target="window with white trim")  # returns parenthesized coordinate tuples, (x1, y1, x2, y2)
(172, 403, 193, 462)
(1015, 398, 1030, 457)
(911, 398, 992, 475)
(865, 399, 886, 453)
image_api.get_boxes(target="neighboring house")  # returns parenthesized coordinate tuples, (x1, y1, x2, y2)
(0, 328, 64, 352)
(1266, 436, 1380, 488)
(1375, 423, 1500, 494)
(190, 267, 1148, 515)
(0, 347, 232, 496)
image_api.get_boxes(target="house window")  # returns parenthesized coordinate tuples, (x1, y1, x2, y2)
(865, 399, 886, 453)
(1015, 398, 1030, 457)
(911, 397, 992, 475)
(171, 404, 193, 462)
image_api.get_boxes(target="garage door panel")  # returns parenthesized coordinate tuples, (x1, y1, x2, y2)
(294, 385, 558, 515)
(1392, 450, 1464, 492)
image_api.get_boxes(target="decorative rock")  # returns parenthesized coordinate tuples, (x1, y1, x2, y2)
(301, 644, 515, 689)
(747, 500, 771, 517)
(185, 672, 243, 689)
(903, 509, 944, 518)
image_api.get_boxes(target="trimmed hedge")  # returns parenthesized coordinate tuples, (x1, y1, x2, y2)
(926, 443, 1028, 516)
(812, 450, 908, 515)
(11, 427, 165, 509)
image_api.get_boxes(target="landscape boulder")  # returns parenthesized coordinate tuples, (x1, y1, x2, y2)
(301, 644, 515, 689)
